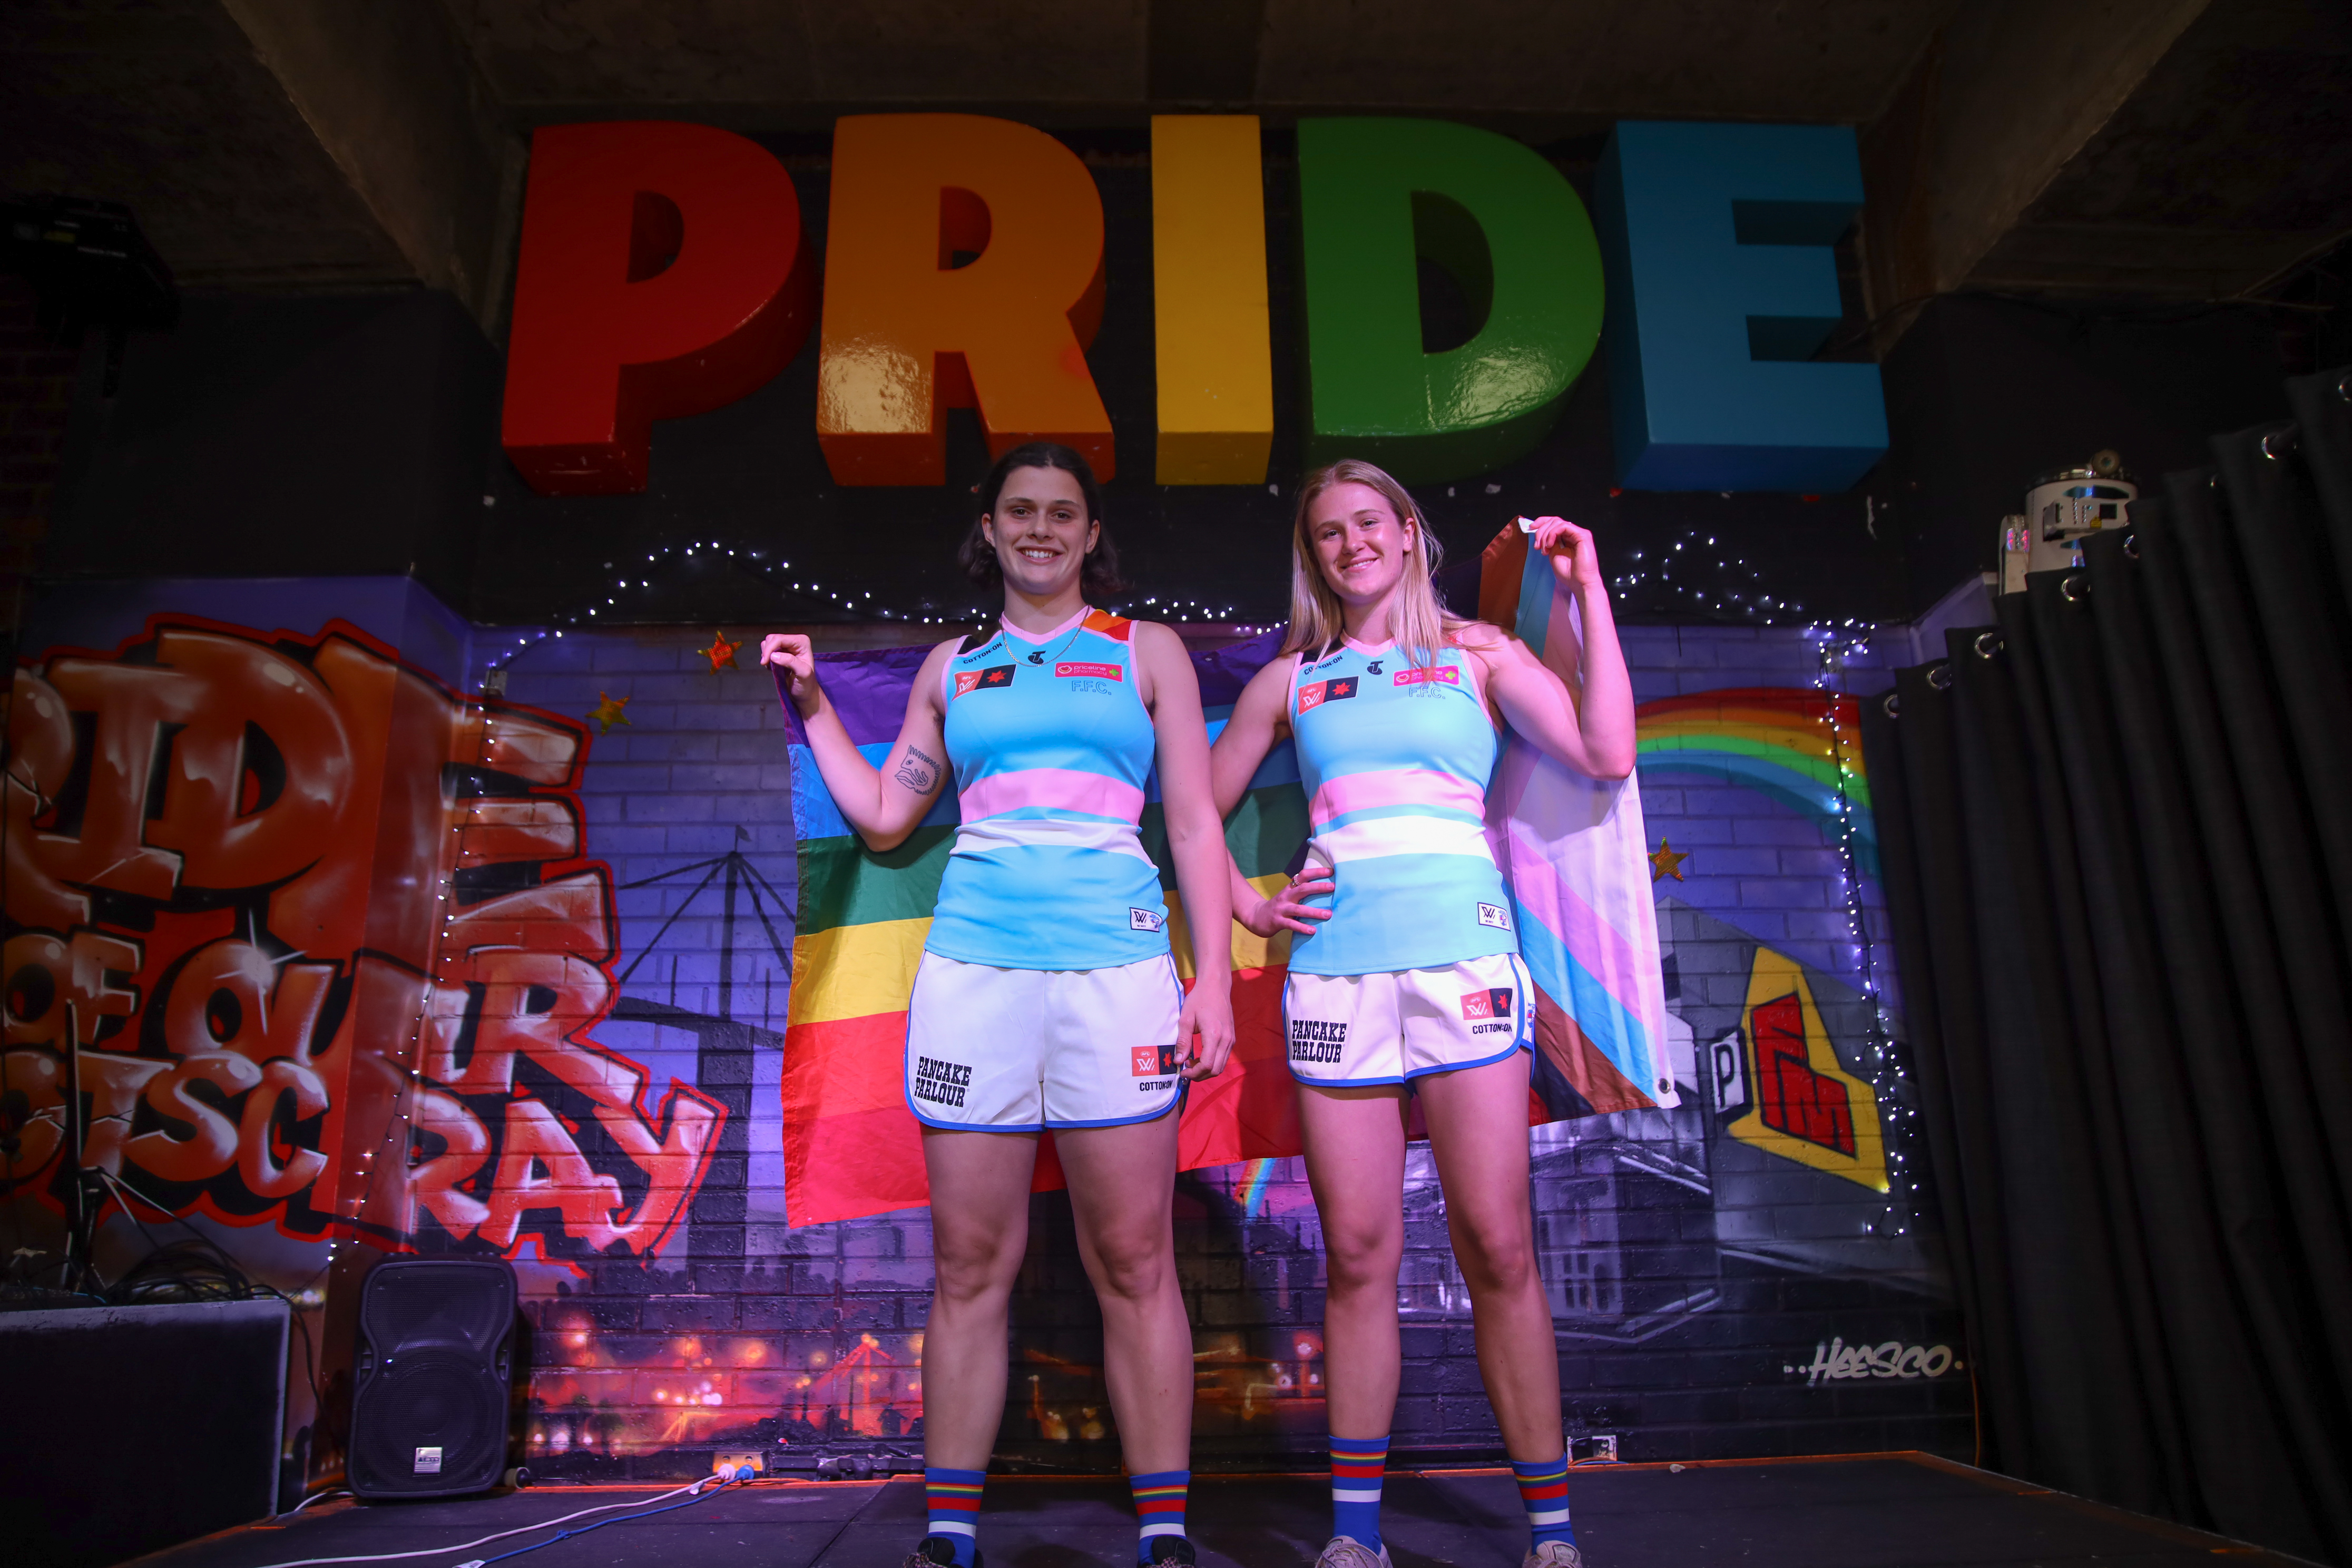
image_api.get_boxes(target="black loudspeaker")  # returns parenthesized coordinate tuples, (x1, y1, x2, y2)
(348, 1257, 518, 1499)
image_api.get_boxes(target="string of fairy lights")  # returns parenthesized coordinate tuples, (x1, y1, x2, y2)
(326, 707, 509, 1263)
(1807, 628, 1919, 1236)
(468, 540, 1279, 683)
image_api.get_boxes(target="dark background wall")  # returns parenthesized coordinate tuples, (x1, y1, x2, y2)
(1877, 292, 2301, 611)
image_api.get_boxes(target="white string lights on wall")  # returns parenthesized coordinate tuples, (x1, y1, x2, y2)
(1609, 527, 1873, 631)
(1807, 628, 1919, 1237)
(468, 539, 1295, 687)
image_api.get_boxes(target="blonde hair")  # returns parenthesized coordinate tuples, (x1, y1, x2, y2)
(1283, 459, 1472, 669)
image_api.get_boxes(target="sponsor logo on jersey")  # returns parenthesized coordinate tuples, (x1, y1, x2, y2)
(954, 664, 1016, 697)
(1055, 661, 1123, 681)
(912, 1054, 974, 1109)
(1297, 676, 1359, 714)
(1366, 659, 1384, 674)
(1129, 906, 1165, 932)
(1459, 987, 1515, 1021)
(1132, 1044, 1180, 1077)
(1393, 665, 1462, 687)
(1476, 901, 1512, 930)
(1136, 1077, 1175, 1092)
(1287, 1017, 1348, 1064)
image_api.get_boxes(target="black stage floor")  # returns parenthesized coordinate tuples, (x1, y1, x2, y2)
(138, 1456, 2316, 1568)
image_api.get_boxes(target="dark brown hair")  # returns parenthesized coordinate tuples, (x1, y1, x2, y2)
(957, 442, 1129, 599)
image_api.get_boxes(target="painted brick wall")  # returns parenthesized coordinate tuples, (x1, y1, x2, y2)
(1, 580, 1965, 1488)
(487, 620, 1963, 1481)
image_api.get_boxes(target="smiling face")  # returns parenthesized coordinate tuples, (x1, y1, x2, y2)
(1305, 480, 1417, 610)
(982, 465, 1098, 600)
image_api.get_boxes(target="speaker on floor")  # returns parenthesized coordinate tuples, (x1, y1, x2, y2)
(348, 1257, 518, 1499)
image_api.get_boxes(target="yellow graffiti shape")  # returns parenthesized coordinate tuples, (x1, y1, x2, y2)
(1729, 948, 1888, 1192)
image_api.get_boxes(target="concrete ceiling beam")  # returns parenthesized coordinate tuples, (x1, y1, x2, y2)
(1860, 0, 2216, 344)
(221, 0, 521, 326)
(1861, 0, 2352, 341)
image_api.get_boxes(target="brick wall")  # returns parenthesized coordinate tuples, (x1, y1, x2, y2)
(489, 620, 1965, 1481)
(0, 581, 1967, 1485)
(0, 278, 79, 637)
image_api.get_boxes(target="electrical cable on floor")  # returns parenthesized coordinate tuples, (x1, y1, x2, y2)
(282, 1489, 352, 1516)
(456, 1468, 756, 1568)
(244, 1472, 749, 1568)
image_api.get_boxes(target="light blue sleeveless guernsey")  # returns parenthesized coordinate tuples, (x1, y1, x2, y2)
(1287, 635, 1517, 976)
(927, 607, 1170, 969)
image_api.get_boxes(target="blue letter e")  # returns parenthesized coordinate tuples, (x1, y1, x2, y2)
(1596, 121, 1887, 493)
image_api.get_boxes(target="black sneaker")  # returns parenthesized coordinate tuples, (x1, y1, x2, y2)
(1145, 1539, 1198, 1566)
(903, 1536, 982, 1568)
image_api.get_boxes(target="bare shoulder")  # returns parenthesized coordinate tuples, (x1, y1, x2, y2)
(1129, 616, 1186, 659)
(1448, 619, 1526, 670)
(1242, 647, 1299, 697)
(1448, 618, 1515, 652)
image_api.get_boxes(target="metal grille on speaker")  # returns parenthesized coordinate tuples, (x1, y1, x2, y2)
(348, 1259, 516, 1500)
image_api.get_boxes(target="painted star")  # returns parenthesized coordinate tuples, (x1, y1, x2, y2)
(700, 630, 742, 672)
(1649, 839, 1690, 881)
(587, 692, 631, 733)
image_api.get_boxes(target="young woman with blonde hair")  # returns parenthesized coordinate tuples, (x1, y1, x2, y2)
(1209, 459, 1635, 1568)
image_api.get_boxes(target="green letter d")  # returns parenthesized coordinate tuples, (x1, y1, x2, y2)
(1298, 118, 1602, 483)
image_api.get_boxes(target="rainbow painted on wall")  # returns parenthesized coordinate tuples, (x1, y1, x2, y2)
(1634, 688, 1878, 881)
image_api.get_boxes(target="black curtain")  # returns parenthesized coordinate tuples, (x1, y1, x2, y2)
(1863, 364, 2352, 1564)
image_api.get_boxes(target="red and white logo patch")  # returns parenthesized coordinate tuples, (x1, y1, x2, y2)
(1131, 1045, 1175, 1077)
(1056, 661, 1122, 680)
(1459, 988, 1514, 1021)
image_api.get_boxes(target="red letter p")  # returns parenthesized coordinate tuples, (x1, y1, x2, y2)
(502, 122, 815, 496)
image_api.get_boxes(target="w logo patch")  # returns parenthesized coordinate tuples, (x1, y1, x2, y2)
(1459, 988, 1514, 1022)
(954, 664, 1015, 697)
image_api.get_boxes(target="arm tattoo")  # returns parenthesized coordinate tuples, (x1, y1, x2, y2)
(893, 746, 942, 794)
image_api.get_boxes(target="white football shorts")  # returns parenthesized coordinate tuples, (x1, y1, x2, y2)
(904, 952, 1186, 1131)
(1282, 952, 1534, 1087)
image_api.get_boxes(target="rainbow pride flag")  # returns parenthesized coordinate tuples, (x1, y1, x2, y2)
(782, 531, 1676, 1225)
(1478, 528, 1680, 1115)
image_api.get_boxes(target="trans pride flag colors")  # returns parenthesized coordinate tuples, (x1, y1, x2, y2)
(781, 527, 1677, 1225)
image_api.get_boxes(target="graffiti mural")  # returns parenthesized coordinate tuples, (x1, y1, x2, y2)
(1, 614, 724, 1268)
(3, 587, 1970, 1486)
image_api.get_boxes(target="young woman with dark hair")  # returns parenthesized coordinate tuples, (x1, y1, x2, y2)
(1209, 459, 1635, 1568)
(763, 442, 1234, 1568)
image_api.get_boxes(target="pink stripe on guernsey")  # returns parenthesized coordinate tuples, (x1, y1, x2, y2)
(959, 767, 1145, 824)
(1503, 817, 1652, 1011)
(1309, 767, 1486, 827)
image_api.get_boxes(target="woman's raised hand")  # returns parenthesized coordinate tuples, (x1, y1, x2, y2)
(1523, 515, 1603, 595)
(1242, 866, 1336, 938)
(759, 633, 822, 718)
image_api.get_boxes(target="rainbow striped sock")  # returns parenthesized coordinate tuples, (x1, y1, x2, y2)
(1329, 1434, 1390, 1552)
(1511, 1456, 1575, 1550)
(1130, 1468, 1190, 1561)
(925, 1467, 985, 1566)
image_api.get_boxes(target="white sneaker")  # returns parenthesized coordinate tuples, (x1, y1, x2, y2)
(1521, 1540, 1584, 1568)
(1313, 1537, 1391, 1568)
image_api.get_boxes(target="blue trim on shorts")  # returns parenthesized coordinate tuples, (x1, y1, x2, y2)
(1042, 1080, 1186, 1131)
(902, 952, 1186, 1132)
(902, 998, 1042, 1132)
(1048, 955, 1186, 1126)
(1283, 954, 1536, 1090)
